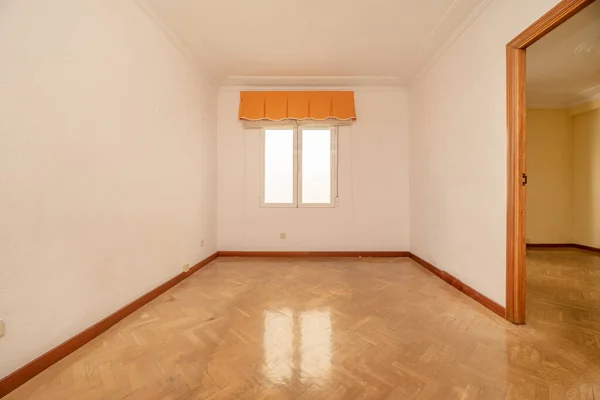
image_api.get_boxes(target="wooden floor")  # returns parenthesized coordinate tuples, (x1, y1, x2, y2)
(5, 253, 600, 399)
(527, 248, 600, 360)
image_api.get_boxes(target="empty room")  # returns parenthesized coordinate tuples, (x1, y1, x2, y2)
(1, 0, 600, 399)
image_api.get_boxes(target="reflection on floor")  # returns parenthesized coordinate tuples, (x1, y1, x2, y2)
(263, 309, 332, 387)
(6, 255, 600, 399)
(527, 248, 600, 364)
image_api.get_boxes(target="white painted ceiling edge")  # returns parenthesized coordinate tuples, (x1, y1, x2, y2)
(133, 0, 493, 88)
(219, 85, 407, 92)
(134, 0, 599, 109)
(221, 76, 405, 87)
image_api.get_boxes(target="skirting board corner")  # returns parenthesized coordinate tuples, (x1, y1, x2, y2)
(408, 253, 506, 318)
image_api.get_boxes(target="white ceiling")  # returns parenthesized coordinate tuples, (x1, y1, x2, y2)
(527, 1, 600, 108)
(136, 0, 491, 86)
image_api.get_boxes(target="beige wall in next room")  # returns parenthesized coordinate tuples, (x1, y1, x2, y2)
(526, 104, 600, 248)
(526, 109, 573, 244)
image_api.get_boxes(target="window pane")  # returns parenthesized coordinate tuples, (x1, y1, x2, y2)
(302, 129, 331, 204)
(264, 129, 294, 203)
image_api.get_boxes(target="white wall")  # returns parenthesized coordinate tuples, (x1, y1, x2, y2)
(409, 0, 562, 305)
(218, 88, 410, 251)
(0, 0, 217, 378)
(573, 108, 600, 248)
(526, 109, 573, 244)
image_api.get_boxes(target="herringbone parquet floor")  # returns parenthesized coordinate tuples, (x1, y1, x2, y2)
(5, 253, 600, 399)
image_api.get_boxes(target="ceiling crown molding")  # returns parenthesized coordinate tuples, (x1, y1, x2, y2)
(134, 0, 493, 88)
(411, 0, 494, 84)
(569, 84, 600, 107)
(132, 0, 220, 88)
(528, 84, 600, 109)
(221, 76, 406, 87)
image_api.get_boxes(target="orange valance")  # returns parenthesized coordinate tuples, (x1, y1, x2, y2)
(238, 91, 357, 121)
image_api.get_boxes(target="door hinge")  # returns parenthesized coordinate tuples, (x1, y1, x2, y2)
(522, 173, 528, 186)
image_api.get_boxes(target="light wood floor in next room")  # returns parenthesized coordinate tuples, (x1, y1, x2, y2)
(6, 252, 600, 399)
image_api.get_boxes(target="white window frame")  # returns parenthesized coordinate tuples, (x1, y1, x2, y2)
(260, 126, 338, 208)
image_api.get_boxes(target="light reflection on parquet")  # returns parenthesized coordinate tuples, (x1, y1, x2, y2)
(527, 249, 600, 362)
(5, 255, 600, 399)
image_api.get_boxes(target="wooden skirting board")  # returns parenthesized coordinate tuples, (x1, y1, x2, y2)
(0, 249, 505, 398)
(0, 252, 219, 399)
(527, 243, 600, 253)
(409, 253, 506, 318)
(218, 251, 410, 257)
(573, 244, 600, 253)
(526, 243, 572, 248)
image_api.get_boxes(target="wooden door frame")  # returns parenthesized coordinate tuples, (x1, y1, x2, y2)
(505, 0, 595, 324)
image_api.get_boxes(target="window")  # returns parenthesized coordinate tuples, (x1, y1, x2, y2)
(261, 126, 337, 207)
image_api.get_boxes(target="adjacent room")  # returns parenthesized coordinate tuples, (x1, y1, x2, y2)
(1, 0, 600, 398)
(526, 0, 600, 349)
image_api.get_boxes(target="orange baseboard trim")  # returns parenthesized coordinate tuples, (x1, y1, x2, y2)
(217, 251, 410, 257)
(526, 243, 572, 248)
(573, 243, 600, 253)
(527, 243, 600, 253)
(0, 252, 219, 399)
(408, 253, 506, 318)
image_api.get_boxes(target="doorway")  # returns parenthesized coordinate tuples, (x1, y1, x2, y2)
(506, 0, 597, 324)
